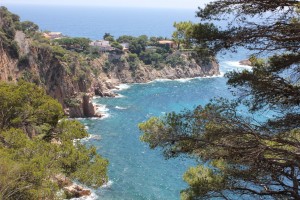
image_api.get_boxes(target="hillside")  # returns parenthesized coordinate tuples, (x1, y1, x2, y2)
(0, 7, 219, 118)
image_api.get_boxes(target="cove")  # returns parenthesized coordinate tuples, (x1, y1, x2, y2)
(78, 59, 251, 200)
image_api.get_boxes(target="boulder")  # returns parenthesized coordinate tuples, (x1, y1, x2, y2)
(64, 184, 91, 198)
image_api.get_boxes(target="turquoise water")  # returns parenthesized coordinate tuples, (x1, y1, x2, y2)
(77, 59, 252, 200)
(3, 5, 254, 199)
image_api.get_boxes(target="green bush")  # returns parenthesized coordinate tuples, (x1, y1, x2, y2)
(18, 55, 30, 69)
(166, 54, 186, 67)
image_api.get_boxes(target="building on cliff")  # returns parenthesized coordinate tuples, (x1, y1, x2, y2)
(90, 40, 115, 52)
(158, 40, 177, 49)
(43, 32, 63, 39)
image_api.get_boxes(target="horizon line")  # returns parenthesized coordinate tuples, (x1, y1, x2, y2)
(2, 3, 201, 10)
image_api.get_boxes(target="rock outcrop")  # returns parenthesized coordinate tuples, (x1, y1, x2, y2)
(90, 52, 220, 94)
(54, 174, 91, 198)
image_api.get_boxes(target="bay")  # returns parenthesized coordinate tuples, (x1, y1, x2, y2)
(3, 4, 254, 199)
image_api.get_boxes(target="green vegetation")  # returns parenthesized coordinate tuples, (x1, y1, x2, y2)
(172, 21, 194, 49)
(127, 53, 140, 71)
(0, 81, 108, 199)
(21, 20, 39, 35)
(112, 34, 186, 69)
(140, 1, 300, 199)
(103, 32, 115, 42)
(0, 6, 21, 58)
(54, 37, 91, 53)
(111, 41, 123, 50)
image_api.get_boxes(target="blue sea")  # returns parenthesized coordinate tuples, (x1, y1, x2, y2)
(4, 4, 254, 200)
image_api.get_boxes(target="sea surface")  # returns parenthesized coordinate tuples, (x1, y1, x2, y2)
(5, 5, 198, 39)
(3, 4, 254, 199)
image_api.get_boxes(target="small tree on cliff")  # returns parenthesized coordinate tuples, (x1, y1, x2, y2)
(140, 0, 300, 199)
(172, 21, 194, 49)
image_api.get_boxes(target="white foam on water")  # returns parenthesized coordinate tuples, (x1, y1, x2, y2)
(101, 180, 113, 189)
(115, 106, 127, 110)
(92, 104, 111, 120)
(80, 134, 102, 142)
(99, 113, 111, 120)
(92, 96, 101, 100)
(95, 104, 109, 112)
(115, 94, 126, 98)
(114, 84, 131, 91)
(174, 78, 193, 82)
(200, 73, 225, 79)
(151, 78, 172, 83)
(70, 191, 98, 200)
(75, 117, 101, 120)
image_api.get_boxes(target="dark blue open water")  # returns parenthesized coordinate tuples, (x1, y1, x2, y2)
(3, 4, 254, 199)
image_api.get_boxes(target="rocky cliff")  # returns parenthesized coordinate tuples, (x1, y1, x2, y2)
(0, 36, 219, 118)
(0, 8, 219, 118)
(90, 52, 219, 96)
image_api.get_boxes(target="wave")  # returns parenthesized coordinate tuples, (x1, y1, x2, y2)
(200, 73, 225, 79)
(115, 106, 127, 110)
(113, 84, 131, 91)
(115, 94, 126, 98)
(150, 78, 172, 83)
(75, 117, 101, 120)
(70, 190, 99, 200)
(148, 74, 224, 84)
(93, 104, 111, 120)
(174, 78, 193, 82)
(97, 105, 108, 111)
(92, 96, 101, 100)
(100, 113, 111, 120)
(95, 104, 109, 112)
(80, 134, 102, 142)
(101, 180, 113, 189)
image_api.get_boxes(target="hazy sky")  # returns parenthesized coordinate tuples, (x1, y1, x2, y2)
(2, 0, 212, 9)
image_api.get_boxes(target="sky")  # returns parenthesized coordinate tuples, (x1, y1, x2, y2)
(2, 0, 212, 9)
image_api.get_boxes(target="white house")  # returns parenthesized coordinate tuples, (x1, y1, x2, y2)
(43, 32, 63, 39)
(90, 40, 115, 52)
(120, 43, 129, 51)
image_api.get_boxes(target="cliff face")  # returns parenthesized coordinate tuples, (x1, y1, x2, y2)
(90, 53, 219, 94)
(0, 31, 97, 117)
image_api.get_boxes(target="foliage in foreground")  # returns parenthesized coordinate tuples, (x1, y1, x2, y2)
(0, 82, 108, 199)
(140, 0, 300, 199)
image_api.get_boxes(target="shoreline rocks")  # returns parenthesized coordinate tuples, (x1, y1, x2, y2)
(54, 174, 92, 199)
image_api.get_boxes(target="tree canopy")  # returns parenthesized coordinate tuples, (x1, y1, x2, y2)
(172, 21, 194, 49)
(55, 37, 91, 52)
(0, 82, 108, 199)
(140, 1, 300, 199)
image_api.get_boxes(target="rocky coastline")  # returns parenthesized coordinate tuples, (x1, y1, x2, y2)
(0, 31, 220, 119)
(0, 7, 220, 199)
